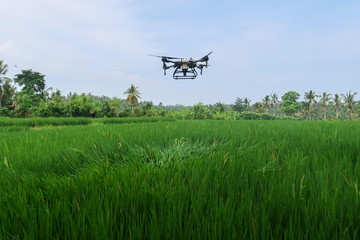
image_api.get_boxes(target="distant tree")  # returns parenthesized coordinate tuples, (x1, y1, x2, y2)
(0, 60, 8, 76)
(167, 106, 191, 119)
(46, 90, 67, 117)
(298, 101, 308, 120)
(320, 92, 332, 121)
(192, 103, 210, 119)
(333, 94, 342, 120)
(253, 102, 264, 113)
(106, 97, 123, 117)
(66, 93, 100, 117)
(244, 98, 251, 111)
(270, 93, 279, 115)
(262, 95, 271, 113)
(0, 60, 9, 108)
(0, 77, 16, 117)
(14, 70, 50, 99)
(93, 95, 119, 118)
(1, 77, 16, 107)
(124, 84, 141, 109)
(281, 91, 300, 116)
(142, 101, 154, 116)
(342, 91, 357, 120)
(304, 90, 318, 120)
(13, 93, 36, 117)
(214, 102, 225, 113)
(232, 98, 246, 113)
(13, 69, 52, 116)
(0, 78, 16, 109)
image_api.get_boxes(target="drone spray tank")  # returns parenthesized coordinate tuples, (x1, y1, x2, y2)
(173, 59, 198, 80)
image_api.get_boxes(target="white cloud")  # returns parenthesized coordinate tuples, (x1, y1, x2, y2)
(0, 41, 14, 53)
(0, 41, 31, 68)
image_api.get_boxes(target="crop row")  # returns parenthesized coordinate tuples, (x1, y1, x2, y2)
(0, 116, 174, 128)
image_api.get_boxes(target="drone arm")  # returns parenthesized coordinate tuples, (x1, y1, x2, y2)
(193, 51, 213, 65)
(196, 64, 209, 75)
(163, 62, 174, 75)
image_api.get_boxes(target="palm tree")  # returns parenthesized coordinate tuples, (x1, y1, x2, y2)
(232, 98, 244, 113)
(123, 84, 141, 109)
(0, 60, 9, 108)
(262, 95, 271, 113)
(270, 93, 278, 115)
(342, 91, 357, 120)
(333, 94, 342, 120)
(244, 97, 251, 111)
(214, 102, 225, 113)
(320, 92, 332, 121)
(304, 90, 317, 120)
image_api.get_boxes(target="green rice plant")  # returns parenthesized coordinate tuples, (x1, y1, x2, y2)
(0, 126, 29, 133)
(0, 117, 93, 127)
(127, 137, 223, 166)
(101, 116, 175, 124)
(1, 120, 360, 239)
(0, 117, 174, 129)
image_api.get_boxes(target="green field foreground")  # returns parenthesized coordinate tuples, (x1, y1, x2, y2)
(1, 120, 360, 239)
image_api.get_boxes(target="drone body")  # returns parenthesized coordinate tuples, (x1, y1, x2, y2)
(148, 51, 212, 80)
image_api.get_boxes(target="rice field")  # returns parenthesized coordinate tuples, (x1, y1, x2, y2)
(1, 119, 360, 239)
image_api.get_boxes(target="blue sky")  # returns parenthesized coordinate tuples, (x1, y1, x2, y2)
(1, 0, 359, 105)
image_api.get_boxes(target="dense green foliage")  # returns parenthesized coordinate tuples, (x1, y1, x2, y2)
(281, 91, 301, 116)
(1, 120, 360, 239)
(1, 59, 359, 120)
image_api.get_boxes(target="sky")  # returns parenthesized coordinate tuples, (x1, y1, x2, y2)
(1, 0, 359, 105)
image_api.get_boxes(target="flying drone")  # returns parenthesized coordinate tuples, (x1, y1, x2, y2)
(148, 51, 213, 80)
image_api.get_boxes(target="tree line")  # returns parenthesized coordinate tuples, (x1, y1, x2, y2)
(0, 59, 358, 120)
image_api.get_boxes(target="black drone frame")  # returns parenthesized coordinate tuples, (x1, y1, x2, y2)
(149, 51, 212, 80)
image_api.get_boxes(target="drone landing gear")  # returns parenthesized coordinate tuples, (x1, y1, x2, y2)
(163, 63, 172, 75)
(173, 68, 198, 80)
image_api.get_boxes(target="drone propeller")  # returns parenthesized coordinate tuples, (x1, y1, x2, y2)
(200, 51, 213, 62)
(147, 54, 182, 62)
(147, 54, 181, 59)
(193, 51, 213, 64)
(205, 51, 213, 57)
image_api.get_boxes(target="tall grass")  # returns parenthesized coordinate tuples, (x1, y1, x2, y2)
(1, 120, 360, 239)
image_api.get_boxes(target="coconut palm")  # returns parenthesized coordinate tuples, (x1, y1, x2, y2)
(333, 94, 342, 120)
(214, 102, 225, 113)
(244, 97, 251, 111)
(341, 91, 357, 120)
(270, 93, 278, 115)
(304, 90, 318, 120)
(0, 78, 15, 109)
(0, 60, 8, 76)
(320, 92, 332, 121)
(123, 84, 141, 108)
(0, 60, 9, 108)
(262, 95, 271, 113)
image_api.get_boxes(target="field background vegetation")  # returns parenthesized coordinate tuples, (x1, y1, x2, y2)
(1, 119, 360, 239)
